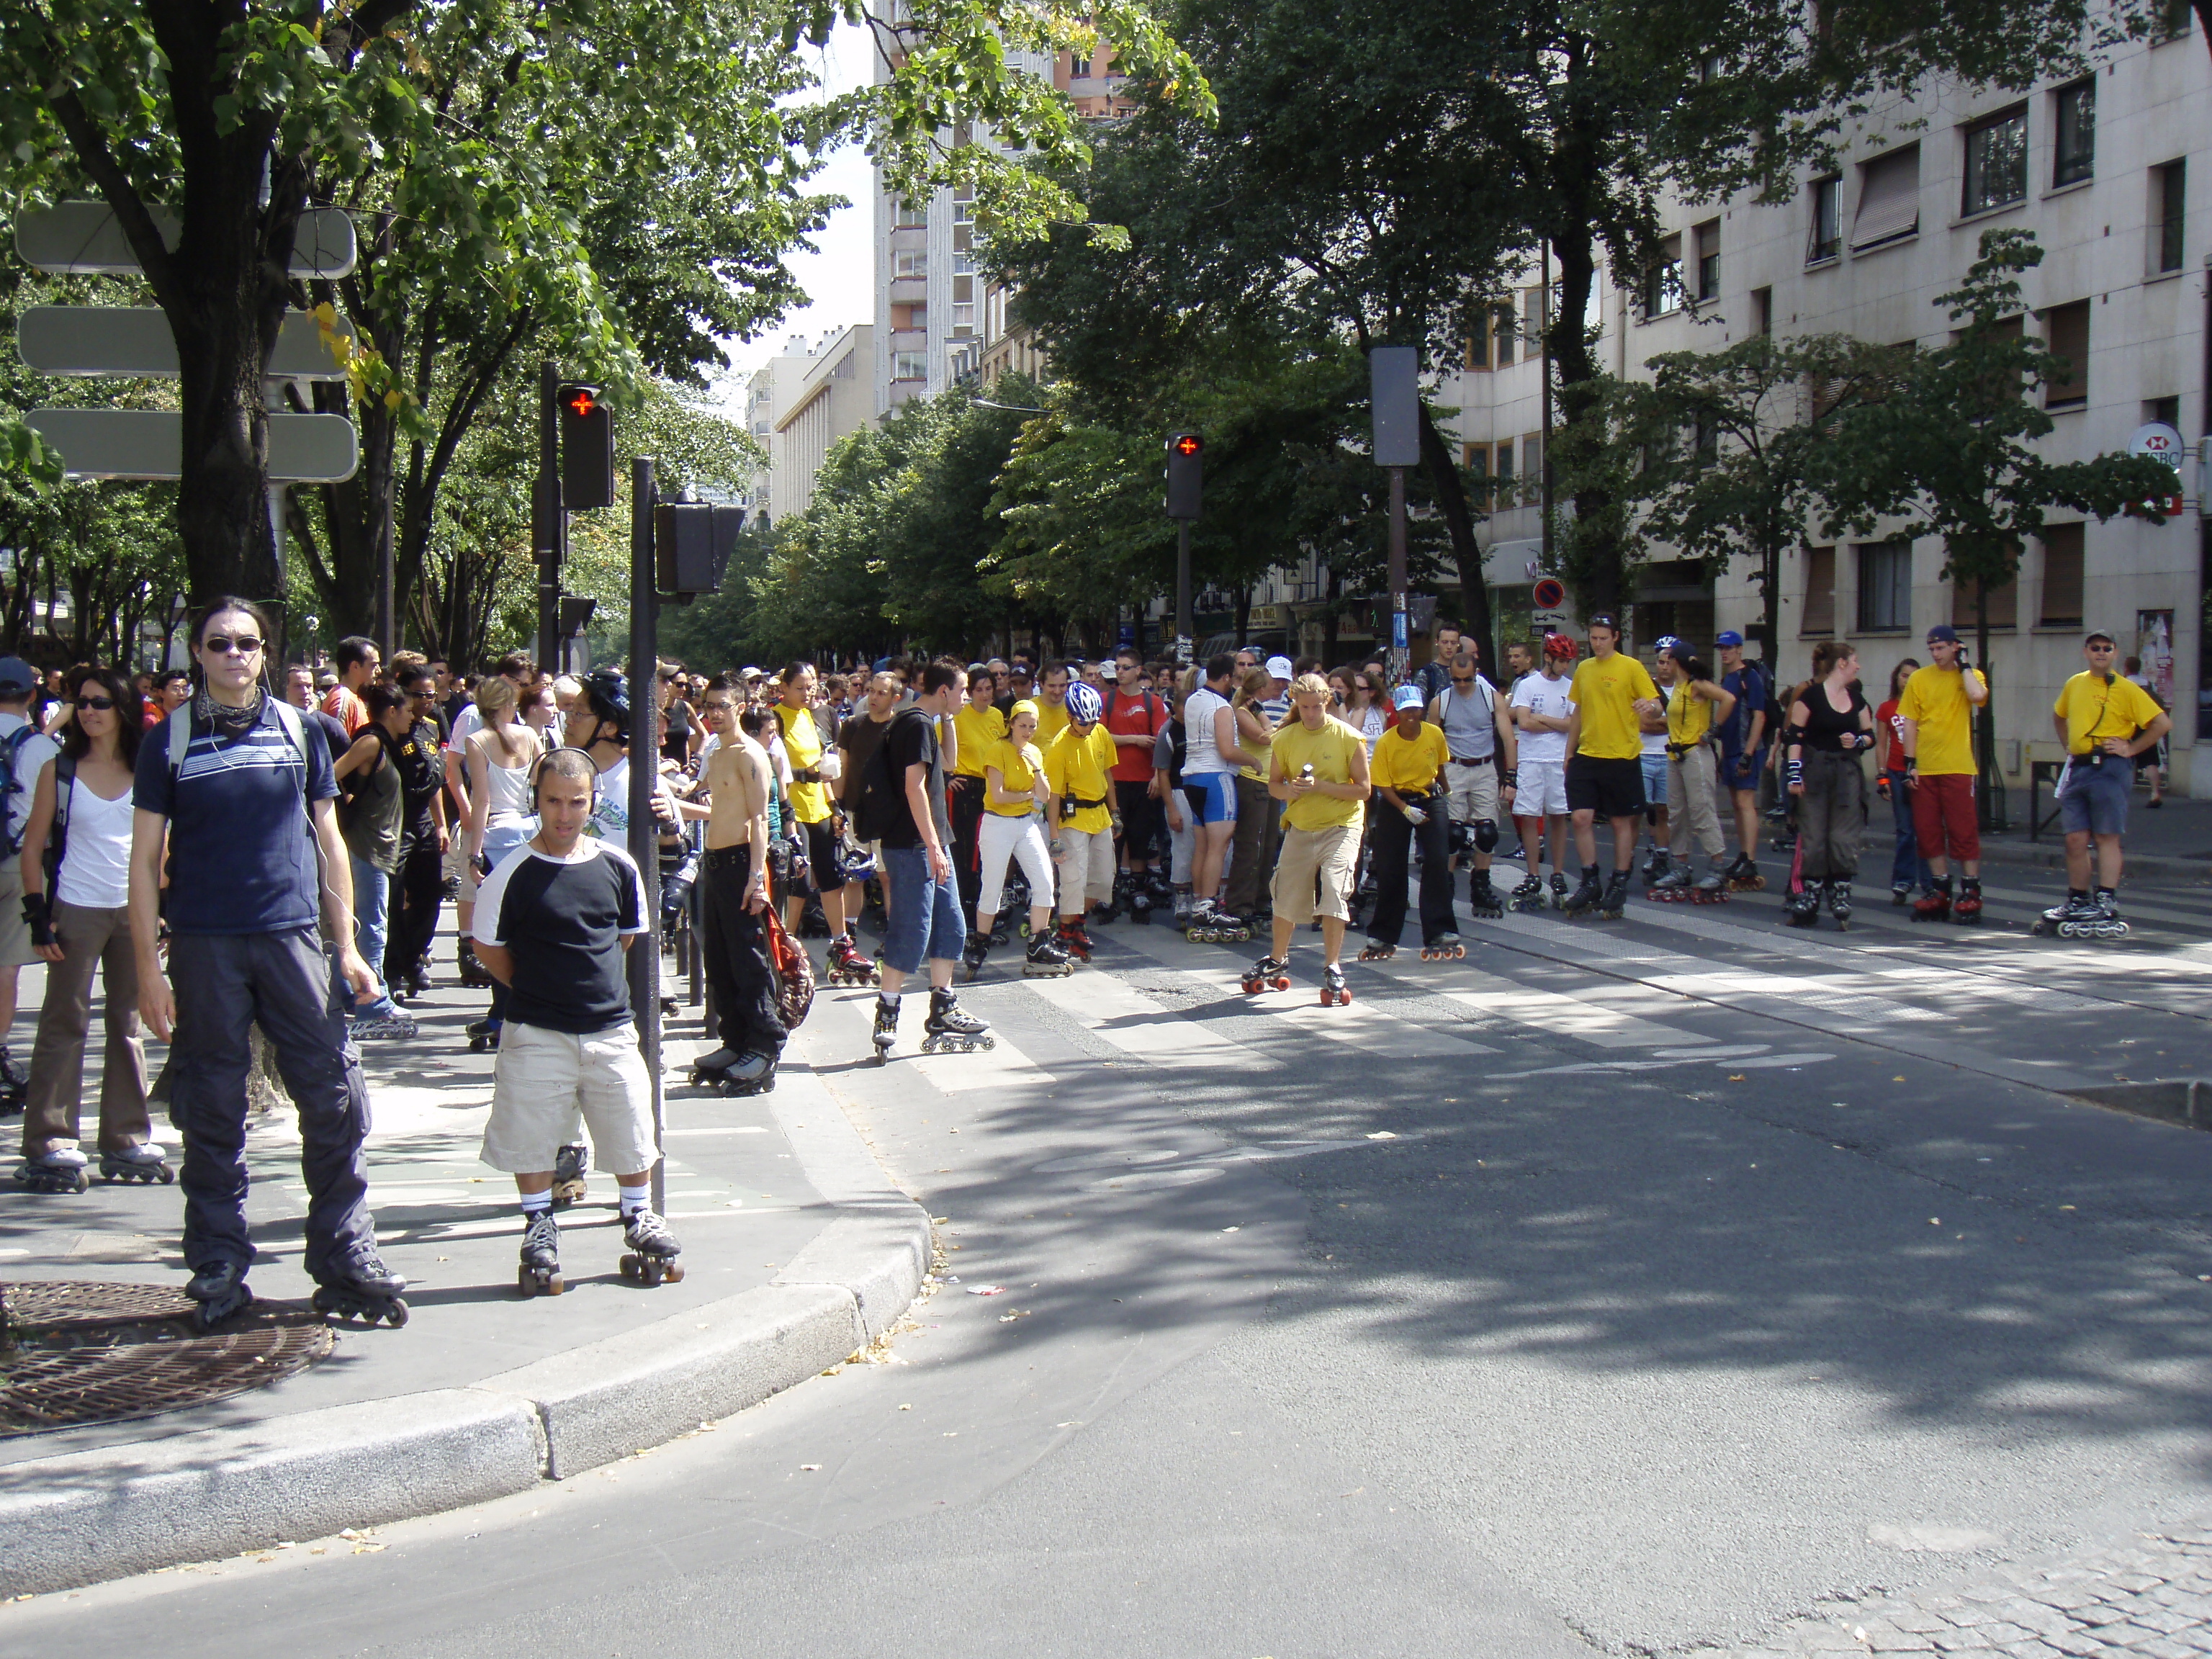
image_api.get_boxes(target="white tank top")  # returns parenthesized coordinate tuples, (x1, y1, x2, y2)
(55, 776, 135, 909)
(478, 732, 539, 827)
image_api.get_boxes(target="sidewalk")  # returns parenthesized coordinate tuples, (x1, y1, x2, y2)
(0, 926, 927, 1595)
(1979, 786, 2211, 881)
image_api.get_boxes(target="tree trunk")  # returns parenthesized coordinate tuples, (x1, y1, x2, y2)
(1322, 565, 1341, 665)
(1234, 584, 1251, 652)
(1417, 399, 1494, 674)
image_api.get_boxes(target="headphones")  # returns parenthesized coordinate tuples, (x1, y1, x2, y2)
(529, 745, 605, 811)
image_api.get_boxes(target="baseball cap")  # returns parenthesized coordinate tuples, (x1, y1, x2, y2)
(1392, 685, 1425, 711)
(1265, 655, 1294, 680)
(1925, 624, 1960, 644)
(1066, 681, 1103, 724)
(0, 657, 38, 696)
(1714, 629, 1745, 649)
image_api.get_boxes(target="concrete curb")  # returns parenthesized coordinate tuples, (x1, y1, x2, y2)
(0, 1046, 927, 1597)
(1976, 837, 2210, 882)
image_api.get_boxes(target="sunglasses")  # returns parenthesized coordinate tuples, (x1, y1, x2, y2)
(76, 695, 117, 711)
(1450, 676, 1475, 685)
(201, 634, 262, 656)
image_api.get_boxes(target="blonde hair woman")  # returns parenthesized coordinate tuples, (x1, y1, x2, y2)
(1223, 667, 1284, 923)
(964, 701, 1071, 981)
(464, 675, 542, 1048)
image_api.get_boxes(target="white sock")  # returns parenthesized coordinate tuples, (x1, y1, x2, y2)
(519, 1190, 552, 1218)
(618, 1182, 650, 1218)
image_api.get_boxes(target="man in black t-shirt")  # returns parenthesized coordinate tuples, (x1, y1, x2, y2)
(385, 665, 449, 998)
(473, 749, 682, 1290)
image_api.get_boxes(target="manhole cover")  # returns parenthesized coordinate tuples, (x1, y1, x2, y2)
(1, 1280, 333, 1436)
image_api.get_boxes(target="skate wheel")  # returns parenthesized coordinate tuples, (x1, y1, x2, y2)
(661, 1262, 684, 1284)
(385, 1299, 408, 1327)
(518, 1265, 537, 1298)
(1241, 979, 1262, 995)
(1270, 976, 1290, 991)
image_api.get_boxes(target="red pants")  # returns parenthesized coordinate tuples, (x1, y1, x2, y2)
(1911, 772, 1979, 863)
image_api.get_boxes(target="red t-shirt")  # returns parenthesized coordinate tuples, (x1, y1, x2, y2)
(1875, 697, 1907, 773)
(1102, 686, 1169, 783)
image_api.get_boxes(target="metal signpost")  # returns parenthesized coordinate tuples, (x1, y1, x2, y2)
(627, 456, 665, 1213)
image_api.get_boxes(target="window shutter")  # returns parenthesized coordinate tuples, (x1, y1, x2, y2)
(1852, 147, 1921, 248)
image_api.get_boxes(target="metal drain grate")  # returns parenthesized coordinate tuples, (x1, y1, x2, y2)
(1, 1280, 333, 1436)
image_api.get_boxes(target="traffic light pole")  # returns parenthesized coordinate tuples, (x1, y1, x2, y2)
(627, 454, 665, 1215)
(536, 360, 565, 675)
(1175, 522, 1192, 662)
(1388, 464, 1409, 687)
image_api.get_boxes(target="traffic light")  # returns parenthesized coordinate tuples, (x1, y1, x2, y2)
(558, 383, 614, 511)
(1165, 431, 1202, 520)
(653, 502, 747, 601)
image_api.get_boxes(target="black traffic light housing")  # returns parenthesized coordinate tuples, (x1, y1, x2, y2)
(1166, 432, 1202, 520)
(653, 502, 747, 602)
(558, 383, 615, 511)
(559, 594, 597, 637)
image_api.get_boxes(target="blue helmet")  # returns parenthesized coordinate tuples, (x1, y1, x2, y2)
(583, 670, 630, 730)
(1066, 681, 1103, 724)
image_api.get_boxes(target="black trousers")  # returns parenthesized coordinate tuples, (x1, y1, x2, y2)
(701, 846, 787, 1061)
(1365, 795, 1457, 947)
(384, 828, 444, 988)
(948, 776, 986, 927)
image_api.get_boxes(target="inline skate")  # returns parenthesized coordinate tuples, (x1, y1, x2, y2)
(1024, 933, 1074, 977)
(1419, 932, 1466, 962)
(1127, 871, 1154, 925)
(1549, 872, 1573, 910)
(920, 988, 994, 1054)
(1089, 881, 1121, 927)
(1786, 883, 1822, 927)
(1359, 940, 1396, 961)
(825, 934, 878, 986)
(619, 1207, 685, 1286)
(1187, 900, 1251, 945)
(1318, 963, 1352, 1006)
(14, 1146, 89, 1194)
(1911, 880, 1953, 923)
(1951, 880, 1984, 925)
(1466, 875, 1503, 918)
(1509, 875, 1547, 913)
(1691, 858, 1732, 904)
(1240, 954, 1292, 994)
(1646, 863, 1694, 902)
(552, 1142, 590, 1207)
(466, 1015, 502, 1054)
(1826, 880, 1853, 930)
(1560, 870, 1603, 918)
(1596, 870, 1630, 920)
(1055, 918, 1093, 963)
(1171, 886, 1194, 930)
(871, 994, 900, 1064)
(98, 1143, 173, 1184)
(1724, 854, 1765, 892)
(311, 1242, 410, 1327)
(186, 1258, 253, 1328)
(961, 930, 990, 984)
(457, 940, 495, 989)
(1891, 881, 1914, 907)
(517, 1210, 563, 1297)
(1642, 846, 1671, 887)
(2034, 892, 2128, 940)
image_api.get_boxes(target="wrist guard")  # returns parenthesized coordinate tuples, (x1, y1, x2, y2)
(1501, 767, 1519, 790)
(1904, 757, 1918, 782)
(1785, 757, 1804, 791)
(21, 889, 54, 950)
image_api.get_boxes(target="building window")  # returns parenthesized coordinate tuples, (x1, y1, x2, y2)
(2043, 299, 2090, 408)
(1951, 566, 2018, 630)
(2038, 523, 2085, 627)
(1694, 220, 1721, 301)
(2053, 78, 2095, 188)
(2155, 160, 2187, 274)
(953, 302, 975, 332)
(1961, 108, 2028, 217)
(1642, 234, 1683, 318)
(1493, 302, 1516, 367)
(1464, 444, 1491, 506)
(953, 252, 975, 276)
(1522, 432, 1544, 486)
(1802, 545, 1836, 637)
(953, 185, 974, 225)
(1493, 439, 1515, 497)
(895, 198, 928, 228)
(2149, 395, 2182, 428)
(1523, 283, 1547, 348)
(1465, 331, 1488, 371)
(894, 250, 927, 279)
(1751, 285, 1773, 336)
(1853, 145, 1921, 248)
(1807, 176, 1841, 264)
(893, 351, 927, 382)
(1856, 541, 1911, 632)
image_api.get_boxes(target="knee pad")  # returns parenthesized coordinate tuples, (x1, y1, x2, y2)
(1474, 818, 1498, 853)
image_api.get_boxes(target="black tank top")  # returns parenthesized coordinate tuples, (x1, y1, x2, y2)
(1798, 680, 1869, 752)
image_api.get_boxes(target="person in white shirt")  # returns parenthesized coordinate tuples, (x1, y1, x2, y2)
(1506, 634, 1578, 908)
(0, 655, 58, 1108)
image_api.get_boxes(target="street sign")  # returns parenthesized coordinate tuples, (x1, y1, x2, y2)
(1533, 577, 1567, 610)
(2128, 421, 2185, 517)
(18, 307, 351, 379)
(14, 202, 357, 278)
(24, 409, 359, 482)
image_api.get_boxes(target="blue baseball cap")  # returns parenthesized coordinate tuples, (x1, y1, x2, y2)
(1392, 685, 1424, 711)
(1926, 624, 1960, 644)
(0, 657, 38, 695)
(1714, 630, 1745, 649)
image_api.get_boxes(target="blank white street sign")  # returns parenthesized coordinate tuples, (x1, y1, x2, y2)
(19, 307, 353, 380)
(14, 202, 357, 279)
(25, 410, 359, 483)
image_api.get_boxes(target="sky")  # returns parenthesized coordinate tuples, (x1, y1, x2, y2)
(712, 24, 877, 403)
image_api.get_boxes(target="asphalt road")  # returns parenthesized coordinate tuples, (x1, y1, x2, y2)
(12, 857, 2212, 1658)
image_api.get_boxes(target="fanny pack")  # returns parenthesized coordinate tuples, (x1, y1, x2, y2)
(1061, 794, 1107, 814)
(789, 767, 823, 784)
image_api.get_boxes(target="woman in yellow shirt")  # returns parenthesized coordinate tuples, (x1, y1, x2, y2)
(964, 701, 1070, 980)
(946, 667, 1005, 935)
(1650, 638, 1736, 901)
(1223, 668, 1280, 922)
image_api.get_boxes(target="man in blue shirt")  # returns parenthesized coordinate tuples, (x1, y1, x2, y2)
(1714, 630, 1770, 886)
(130, 598, 403, 1330)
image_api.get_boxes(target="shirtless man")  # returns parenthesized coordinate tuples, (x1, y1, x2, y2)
(691, 703, 780, 1094)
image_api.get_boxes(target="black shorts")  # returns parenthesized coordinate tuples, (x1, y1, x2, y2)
(799, 814, 840, 895)
(1566, 755, 1645, 820)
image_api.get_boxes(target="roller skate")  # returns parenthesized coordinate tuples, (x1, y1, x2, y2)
(1826, 880, 1853, 930)
(457, 940, 495, 989)
(619, 1207, 685, 1286)
(1128, 872, 1154, 925)
(1055, 918, 1093, 963)
(14, 1145, 89, 1194)
(1647, 863, 1694, 902)
(1187, 901, 1250, 945)
(1359, 940, 1396, 961)
(1509, 874, 1547, 913)
(961, 930, 990, 984)
(1691, 858, 1731, 904)
(1318, 963, 1352, 1006)
(719, 1052, 778, 1096)
(1023, 933, 1074, 977)
(920, 988, 995, 1054)
(1952, 880, 1984, 925)
(1241, 954, 1292, 994)
(1785, 882, 1822, 927)
(1419, 932, 1465, 961)
(551, 1142, 589, 1207)
(97, 1142, 173, 1184)
(2036, 892, 2126, 939)
(1146, 870, 1174, 909)
(1466, 875, 1503, 918)
(406, 961, 432, 999)
(0, 1046, 30, 1109)
(1642, 846, 1670, 887)
(800, 897, 831, 938)
(185, 1258, 253, 1329)
(466, 1015, 502, 1053)
(1891, 881, 1913, 907)
(871, 994, 900, 1064)
(690, 1046, 741, 1087)
(1911, 879, 1953, 923)
(1549, 872, 1572, 910)
(1724, 855, 1765, 892)
(826, 934, 878, 987)
(311, 1243, 410, 1327)
(1596, 870, 1630, 920)
(1560, 869, 1603, 918)
(1089, 881, 1121, 927)
(517, 1210, 564, 1297)
(1171, 886, 1193, 929)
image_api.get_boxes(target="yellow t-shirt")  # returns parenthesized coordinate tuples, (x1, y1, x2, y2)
(1667, 683, 1714, 746)
(982, 738, 1044, 817)
(1034, 698, 1070, 749)
(774, 703, 830, 824)
(951, 703, 1007, 778)
(1897, 663, 1987, 775)
(1369, 720, 1448, 795)
(1236, 706, 1274, 784)
(1043, 725, 1118, 834)
(2053, 671, 2163, 757)
(1568, 653, 1660, 761)
(1272, 715, 1367, 833)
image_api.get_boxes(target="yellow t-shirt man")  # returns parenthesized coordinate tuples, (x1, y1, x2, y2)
(2053, 671, 2163, 757)
(1272, 716, 1367, 833)
(982, 737, 1044, 817)
(1034, 698, 1071, 750)
(1368, 720, 1448, 796)
(774, 703, 830, 824)
(1897, 663, 1987, 775)
(951, 702, 1007, 778)
(1568, 652, 1660, 761)
(1043, 725, 1118, 835)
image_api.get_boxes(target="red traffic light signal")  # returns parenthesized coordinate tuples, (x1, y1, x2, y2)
(564, 386, 598, 420)
(557, 382, 613, 511)
(1166, 431, 1202, 519)
(1173, 433, 1201, 457)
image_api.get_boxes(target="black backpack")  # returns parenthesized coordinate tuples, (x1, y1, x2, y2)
(854, 707, 931, 844)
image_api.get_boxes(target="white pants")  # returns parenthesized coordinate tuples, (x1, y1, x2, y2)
(979, 811, 1056, 917)
(481, 1020, 658, 1175)
(1055, 824, 1117, 909)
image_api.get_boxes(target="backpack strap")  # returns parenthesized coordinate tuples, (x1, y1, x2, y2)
(43, 752, 74, 896)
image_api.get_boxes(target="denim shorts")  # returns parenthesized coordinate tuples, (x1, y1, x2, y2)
(1180, 772, 1238, 827)
(2058, 754, 2131, 837)
(880, 844, 967, 974)
(1640, 752, 1668, 810)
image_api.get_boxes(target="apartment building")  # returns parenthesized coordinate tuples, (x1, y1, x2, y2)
(772, 323, 874, 519)
(1451, 22, 2210, 791)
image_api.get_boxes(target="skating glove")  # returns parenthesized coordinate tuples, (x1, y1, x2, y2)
(1903, 758, 1918, 788)
(1784, 757, 1804, 791)
(1501, 767, 1518, 791)
(20, 889, 54, 950)
(1402, 804, 1428, 825)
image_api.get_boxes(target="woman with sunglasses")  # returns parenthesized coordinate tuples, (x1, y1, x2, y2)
(462, 675, 541, 1051)
(13, 667, 164, 1192)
